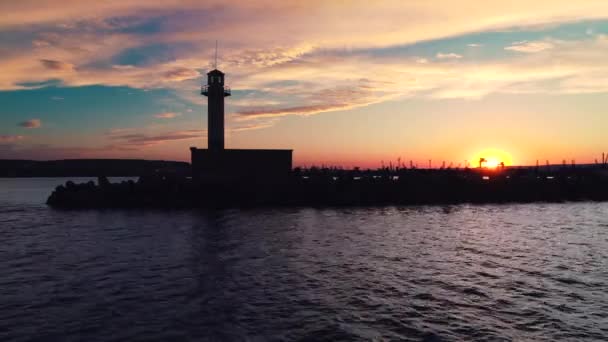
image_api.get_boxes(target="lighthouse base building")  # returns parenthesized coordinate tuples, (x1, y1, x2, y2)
(190, 148, 292, 183)
(190, 68, 292, 184)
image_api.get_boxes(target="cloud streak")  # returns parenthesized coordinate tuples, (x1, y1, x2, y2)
(235, 83, 390, 119)
(163, 67, 199, 81)
(40, 59, 74, 71)
(238, 104, 352, 118)
(154, 112, 180, 119)
(0, 135, 24, 143)
(505, 40, 554, 53)
(436, 52, 463, 59)
(19, 119, 42, 128)
(110, 130, 206, 146)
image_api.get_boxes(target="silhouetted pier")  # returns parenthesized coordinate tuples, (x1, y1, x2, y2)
(47, 165, 608, 208)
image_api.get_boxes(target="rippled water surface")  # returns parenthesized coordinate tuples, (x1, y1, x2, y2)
(1, 178, 607, 341)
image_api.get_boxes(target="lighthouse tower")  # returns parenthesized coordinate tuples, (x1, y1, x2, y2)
(190, 57, 292, 184)
(202, 69, 231, 150)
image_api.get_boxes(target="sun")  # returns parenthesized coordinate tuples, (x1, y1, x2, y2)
(485, 157, 501, 168)
(472, 149, 513, 169)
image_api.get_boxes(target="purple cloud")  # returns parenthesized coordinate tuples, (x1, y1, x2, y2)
(39, 59, 73, 71)
(0, 135, 24, 143)
(110, 130, 206, 146)
(19, 119, 42, 128)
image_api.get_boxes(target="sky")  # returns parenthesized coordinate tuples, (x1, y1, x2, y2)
(1, 0, 608, 168)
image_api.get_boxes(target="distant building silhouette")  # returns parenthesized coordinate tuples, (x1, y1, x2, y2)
(191, 66, 292, 183)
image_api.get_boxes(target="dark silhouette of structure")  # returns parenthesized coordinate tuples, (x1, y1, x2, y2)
(190, 65, 292, 183)
(202, 69, 230, 151)
(190, 148, 292, 183)
(47, 164, 608, 208)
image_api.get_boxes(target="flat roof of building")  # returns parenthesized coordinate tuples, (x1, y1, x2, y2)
(190, 147, 292, 152)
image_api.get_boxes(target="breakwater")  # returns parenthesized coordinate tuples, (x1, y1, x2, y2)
(47, 167, 608, 208)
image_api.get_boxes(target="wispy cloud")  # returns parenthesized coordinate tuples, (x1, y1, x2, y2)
(40, 59, 74, 71)
(230, 118, 278, 132)
(163, 67, 199, 81)
(436, 52, 463, 59)
(0, 135, 24, 143)
(238, 104, 350, 118)
(153, 112, 180, 119)
(505, 40, 554, 53)
(110, 130, 205, 146)
(105, 128, 135, 135)
(235, 83, 388, 119)
(18, 119, 42, 128)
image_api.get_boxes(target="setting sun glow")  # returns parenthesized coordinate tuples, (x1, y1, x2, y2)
(472, 149, 513, 169)
(485, 158, 501, 168)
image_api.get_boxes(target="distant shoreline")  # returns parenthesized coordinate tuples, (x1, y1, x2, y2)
(0, 159, 190, 178)
(2, 158, 606, 178)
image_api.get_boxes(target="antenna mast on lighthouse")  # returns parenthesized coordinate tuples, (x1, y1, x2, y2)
(214, 40, 218, 69)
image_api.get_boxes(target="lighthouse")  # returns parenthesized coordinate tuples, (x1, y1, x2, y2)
(190, 60, 292, 184)
(202, 69, 231, 151)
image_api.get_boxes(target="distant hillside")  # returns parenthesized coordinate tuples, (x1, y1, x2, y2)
(0, 159, 190, 177)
